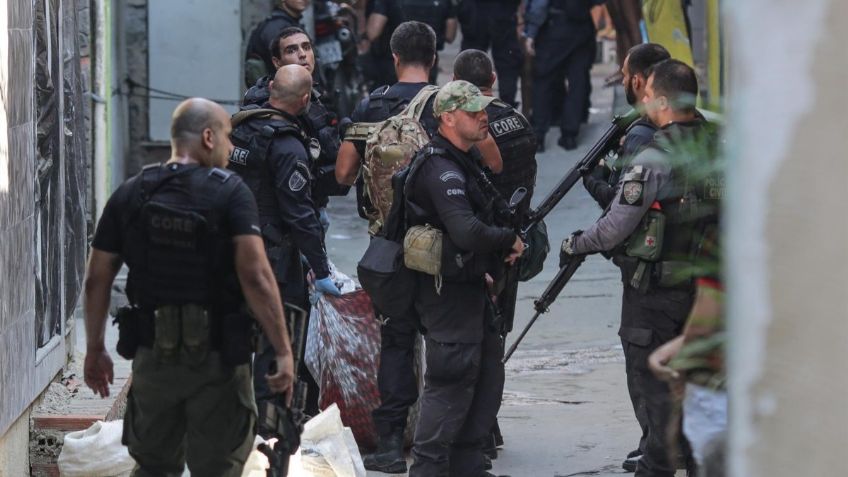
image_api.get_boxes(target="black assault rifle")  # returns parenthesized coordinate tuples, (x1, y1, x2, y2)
(503, 109, 640, 363)
(258, 304, 310, 477)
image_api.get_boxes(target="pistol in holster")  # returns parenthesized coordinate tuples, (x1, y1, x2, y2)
(114, 306, 153, 360)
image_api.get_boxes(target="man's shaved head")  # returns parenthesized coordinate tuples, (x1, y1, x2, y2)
(269, 64, 312, 111)
(170, 98, 227, 144)
(169, 98, 232, 168)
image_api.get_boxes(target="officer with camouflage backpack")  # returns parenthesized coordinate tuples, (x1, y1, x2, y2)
(336, 21, 441, 474)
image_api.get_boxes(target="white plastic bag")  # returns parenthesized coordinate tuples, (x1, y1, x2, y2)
(299, 404, 366, 477)
(305, 262, 359, 381)
(57, 420, 135, 477)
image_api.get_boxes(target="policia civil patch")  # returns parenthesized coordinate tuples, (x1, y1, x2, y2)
(620, 165, 645, 206)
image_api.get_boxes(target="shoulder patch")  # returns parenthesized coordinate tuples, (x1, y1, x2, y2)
(440, 171, 465, 183)
(288, 170, 308, 192)
(620, 181, 644, 206)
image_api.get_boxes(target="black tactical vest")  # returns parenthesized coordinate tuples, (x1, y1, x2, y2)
(649, 120, 722, 266)
(228, 106, 310, 229)
(304, 92, 349, 203)
(123, 164, 241, 312)
(486, 100, 537, 214)
(406, 145, 500, 235)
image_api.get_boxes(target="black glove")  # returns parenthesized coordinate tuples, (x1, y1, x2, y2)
(559, 230, 582, 268)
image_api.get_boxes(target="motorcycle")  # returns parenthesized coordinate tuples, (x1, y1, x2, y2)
(312, 0, 367, 118)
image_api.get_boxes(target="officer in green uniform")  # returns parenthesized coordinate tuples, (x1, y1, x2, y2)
(83, 98, 295, 476)
(560, 59, 717, 477)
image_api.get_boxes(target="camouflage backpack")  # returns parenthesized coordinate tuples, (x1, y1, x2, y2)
(346, 85, 439, 235)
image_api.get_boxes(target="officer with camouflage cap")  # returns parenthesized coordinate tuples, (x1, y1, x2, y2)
(404, 80, 524, 477)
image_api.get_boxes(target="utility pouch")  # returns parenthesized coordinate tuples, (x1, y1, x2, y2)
(626, 208, 665, 262)
(153, 305, 182, 364)
(221, 312, 255, 366)
(114, 306, 139, 360)
(180, 305, 210, 368)
(404, 225, 443, 277)
(518, 220, 550, 282)
(630, 261, 653, 294)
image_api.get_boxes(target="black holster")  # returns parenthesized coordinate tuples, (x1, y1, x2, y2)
(113, 306, 154, 360)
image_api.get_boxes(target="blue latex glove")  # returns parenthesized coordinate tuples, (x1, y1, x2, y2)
(314, 276, 342, 297)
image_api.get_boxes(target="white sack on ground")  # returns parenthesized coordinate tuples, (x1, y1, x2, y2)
(57, 420, 135, 477)
(298, 404, 366, 477)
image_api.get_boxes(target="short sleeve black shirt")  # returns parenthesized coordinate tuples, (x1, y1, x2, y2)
(92, 164, 261, 256)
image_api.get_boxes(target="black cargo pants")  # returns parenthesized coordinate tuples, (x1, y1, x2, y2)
(459, 0, 524, 107)
(371, 310, 421, 437)
(409, 328, 505, 477)
(620, 285, 693, 477)
(531, 17, 596, 141)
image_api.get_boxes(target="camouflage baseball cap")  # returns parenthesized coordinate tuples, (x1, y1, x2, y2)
(433, 80, 496, 116)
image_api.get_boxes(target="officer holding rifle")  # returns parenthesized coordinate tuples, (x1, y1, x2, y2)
(561, 59, 716, 477)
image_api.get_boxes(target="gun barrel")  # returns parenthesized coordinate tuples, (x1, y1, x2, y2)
(502, 254, 587, 364)
(503, 309, 543, 363)
(525, 110, 640, 230)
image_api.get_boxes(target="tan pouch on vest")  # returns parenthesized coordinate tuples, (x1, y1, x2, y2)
(404, 225, 443, 277)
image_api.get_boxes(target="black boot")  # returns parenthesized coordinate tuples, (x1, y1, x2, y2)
(363, 430, 407, 473)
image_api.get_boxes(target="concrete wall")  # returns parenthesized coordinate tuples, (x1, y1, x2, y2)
(0, 410, 29, 475)
(118, 0, 274, 176)
(725, 1, 848, 476)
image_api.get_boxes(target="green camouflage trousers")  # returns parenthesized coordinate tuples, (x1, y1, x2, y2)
(123, 348, 258, 476)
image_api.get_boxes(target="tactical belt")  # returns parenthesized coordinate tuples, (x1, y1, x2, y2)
(618, 257, 695, 293)
(116, 306, 226, 353)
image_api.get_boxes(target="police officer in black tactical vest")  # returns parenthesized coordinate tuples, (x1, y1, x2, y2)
(243, 27, 350, 232)
(244, 0, 308, 88)
(452, 48, 538, 462)
(228, 65, 341, 414)
(84, 98, 294, 475)
(404, 80, 525, 477)
(580, 42, 671, 473)
(561, 60, 718, 477)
